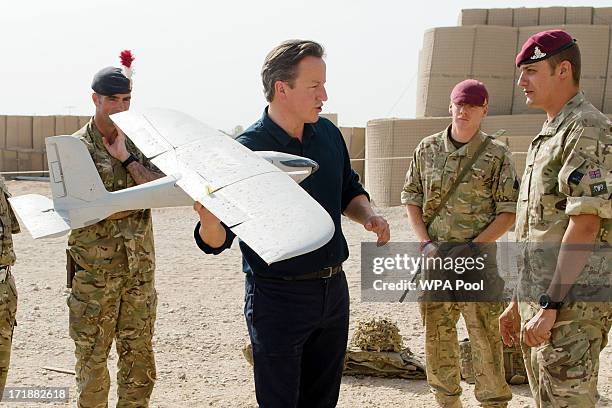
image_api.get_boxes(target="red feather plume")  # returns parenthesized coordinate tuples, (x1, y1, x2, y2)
(120, 50, 135, 68)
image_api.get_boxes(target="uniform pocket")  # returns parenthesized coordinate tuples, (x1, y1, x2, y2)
(66, 295, 101, 319)
(536, 331, 591, 380)
(7, 276, 17, 301)
(538, 194, 565, 222)
(558, 150, 586, 196)
(67, 294, 102, 341)
(453, 182, 475, 213)
(0, 278, 17, 336)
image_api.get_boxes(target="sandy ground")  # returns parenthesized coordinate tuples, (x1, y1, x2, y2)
(4, 180, 611, 407)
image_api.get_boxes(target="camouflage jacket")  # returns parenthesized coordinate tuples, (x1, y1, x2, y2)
(515, 92, 611, 243)
(0, 177, 20, 266)
(67, 119, 156, 273)
(401, 126, 519, 242)
(515, 92, 611, 295)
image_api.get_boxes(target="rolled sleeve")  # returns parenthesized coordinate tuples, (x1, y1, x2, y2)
(495, 201, 518, 214)
(193, 221, 236, 254)
(493, 151, 519, 214)
(566, 197, 612, 218)
(8, 202, 20, 234)
(558, 126, 611, 218)
(401, 151, 423, 207)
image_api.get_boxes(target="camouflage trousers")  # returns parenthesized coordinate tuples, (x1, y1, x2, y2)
(68, 260, 157, 408)
(519, 301, 612, 408)
(0, 273, 17, 399)
(421, 301, 512, 408)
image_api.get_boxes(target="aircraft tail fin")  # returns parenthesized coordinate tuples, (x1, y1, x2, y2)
(9, 136, 109, 238)
(46, 136, 107, 204)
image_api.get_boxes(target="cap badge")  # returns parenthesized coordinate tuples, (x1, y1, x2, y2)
(531, 46, 546, 60)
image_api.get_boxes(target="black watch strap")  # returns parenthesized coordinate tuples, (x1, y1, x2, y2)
(121, 153, 138, 168)
(539, 293, 563, 310)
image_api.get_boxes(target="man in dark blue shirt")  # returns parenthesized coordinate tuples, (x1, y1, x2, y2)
(193, 39, 389, 408)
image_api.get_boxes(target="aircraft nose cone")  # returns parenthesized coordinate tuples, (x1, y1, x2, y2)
(280, 158, 320, 174)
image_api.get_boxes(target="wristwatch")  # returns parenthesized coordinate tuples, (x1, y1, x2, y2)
(121, 153, 139, 168)
(538, 293, 563, 310)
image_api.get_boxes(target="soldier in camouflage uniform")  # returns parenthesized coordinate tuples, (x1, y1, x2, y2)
(499, 30, 612, 408)
(67, 53, 164, 408)
(402, 80, 518, 408)
(0, 177, 20, 398)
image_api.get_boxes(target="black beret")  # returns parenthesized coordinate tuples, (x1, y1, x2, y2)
(91, 66, 131, 95)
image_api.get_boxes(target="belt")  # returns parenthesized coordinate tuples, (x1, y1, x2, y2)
(0, 265, 10, 283)
(280, 264, 343, 281)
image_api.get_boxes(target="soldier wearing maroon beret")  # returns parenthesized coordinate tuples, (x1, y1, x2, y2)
(402, 79, 517, 408)
(499, 30, 612, 408)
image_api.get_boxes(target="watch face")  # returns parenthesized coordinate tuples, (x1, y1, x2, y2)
(539, 294, 562, 309)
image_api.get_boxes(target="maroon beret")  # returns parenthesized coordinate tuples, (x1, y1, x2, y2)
(450, 79, 488, 106)
(516, 29, 576, 67)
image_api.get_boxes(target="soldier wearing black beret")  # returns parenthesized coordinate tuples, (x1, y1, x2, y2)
(67, 51, 164, 408)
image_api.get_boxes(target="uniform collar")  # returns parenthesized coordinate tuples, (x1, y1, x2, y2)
(540, 91, 585, 135)
(87, 118, 107, 151)
(261, 107, 317, 146)
(443, 124, 487, 157)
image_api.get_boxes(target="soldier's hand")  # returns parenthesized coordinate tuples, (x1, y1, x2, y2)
(421, 241, 439, 258)
(364, 215, 390, 247)
(499, 301, 520, 347)
(522, 308, 556, 347)
(103, 127, 130, 162)
(193, 201, 220, 226)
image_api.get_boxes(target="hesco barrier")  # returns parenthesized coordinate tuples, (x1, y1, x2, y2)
(364, 114, 612, 207)
(417, 24, 612, 118)
(340, 127, 366, 185)
(0, 115, 89, 174)
(458, 7, 612, 27)
(417, 26, 518, 117)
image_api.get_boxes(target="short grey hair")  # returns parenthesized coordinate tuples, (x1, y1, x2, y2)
(261, 40, 325, 102)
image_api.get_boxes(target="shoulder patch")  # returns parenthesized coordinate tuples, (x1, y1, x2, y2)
(568, 170, 584, 185)
(588, 169, 602, 180)
(590, 181, 608, 197)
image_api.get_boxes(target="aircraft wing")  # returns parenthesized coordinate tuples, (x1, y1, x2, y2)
(110, 108, 335, 264)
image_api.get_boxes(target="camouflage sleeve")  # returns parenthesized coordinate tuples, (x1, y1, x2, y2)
(492, 149, 519, 214)
(7, 201, 20, 234)
(0, 179, 19, 234)
(558, 125, 612, 219)
(400, 146, 423, 207)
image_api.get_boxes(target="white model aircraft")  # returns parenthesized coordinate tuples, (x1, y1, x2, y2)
(9, 108, 335, 264)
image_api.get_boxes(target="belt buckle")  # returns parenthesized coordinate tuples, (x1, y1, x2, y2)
(321, 266, 333, 279)
(0, 267, 8, 283)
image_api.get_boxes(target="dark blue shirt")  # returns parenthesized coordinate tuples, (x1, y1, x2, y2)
(193, 108, 369, 277)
